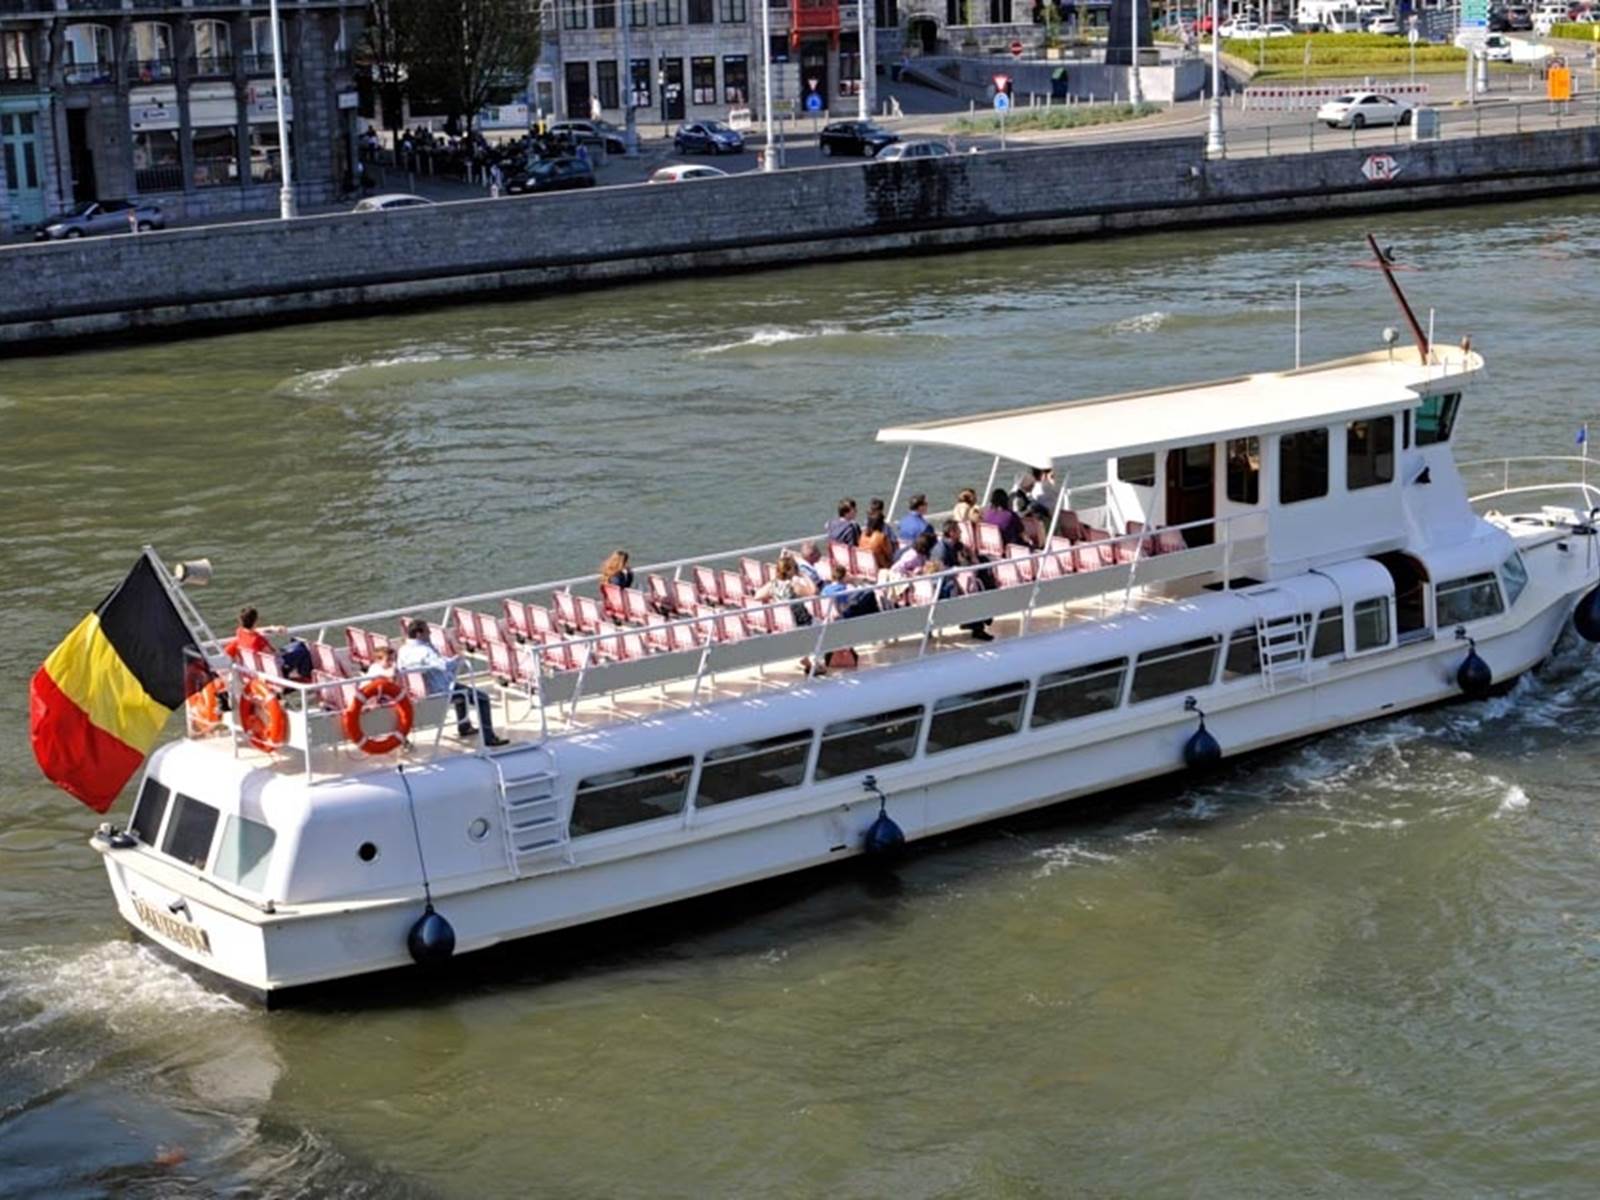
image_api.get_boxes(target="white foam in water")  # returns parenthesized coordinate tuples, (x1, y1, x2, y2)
(1033, 841, 1119, 878)
(1109, 310, 1168, 334)
(1495, 783, 1531, 817)
(0, 942, 243, 1036)
(292, 351, 445, 392)
(696, 325, 851, 355)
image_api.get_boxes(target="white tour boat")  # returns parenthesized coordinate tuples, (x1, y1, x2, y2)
(88, 263, 1600, 1005)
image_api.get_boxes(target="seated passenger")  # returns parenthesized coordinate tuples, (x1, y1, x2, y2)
(1031, 467, 1060, 514)
(794, 540, 826, 587)
(898, 493, 931, 544)
(951, 488, 979, 525)
(866, 498, 899, 556)
(224, 605, 312, 681)
(821, 564, 881, 620)
(1021, 502, 1050, 550)
(982, 488, 1027, 547)
(825, 498, 861, 546)
(396, 618, 508, 747)
(889, 530, 936, 580)
(930, 521, 971, 577)
(599, 549, 634, 590)
(365, 644, 399, 679)
(859, 513, 894, 570)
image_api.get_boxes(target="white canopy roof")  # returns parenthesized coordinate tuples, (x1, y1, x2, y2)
(876, 349, 1480, 466)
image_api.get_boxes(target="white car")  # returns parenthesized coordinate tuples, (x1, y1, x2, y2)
(1242, 22, 1297, 36)
(351, 193, 435, 212)
(874, 140, 953, 161)
(1316, 90, 1414, 128)
(1367, 13, 1402, 34)
(1219, 18, 1260, 36)
(647, 164, 730, 183)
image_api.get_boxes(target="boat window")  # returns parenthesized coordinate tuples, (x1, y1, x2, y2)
(129, 777, 170, 845)
(926, 682, 1027, 754)
(1117, 453, 1156, 488)
(160, 793, 219, 870)
(1402, 410, 1411, 449)
(1435, 572, 1504, 626)
(1414, 392, 1461, 446)
(813, 706, 924, 780)
(1226, 436, 1260, 504)
(1223, 627, 1260, 678)
(1031, 657, 1127, 726)
(1129, 636, 1221, 703)
(1352, 597, 1391, 651)
(570, 756, 693, 837)
(1499, 552, 1528, 607)
(1278, 427, 1329, 504)
(213, 815, 276, 891)
(1346, 416, 1394, 490)
(696, 731, 812, 807)
(1311, 606, 1344, 658)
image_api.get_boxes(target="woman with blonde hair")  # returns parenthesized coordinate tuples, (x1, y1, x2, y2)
(599, 549, 634, 590)
(951, 488, 979, 524)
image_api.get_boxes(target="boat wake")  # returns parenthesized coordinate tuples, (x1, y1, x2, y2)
(0, 941, 243, 1038)
(1107, 310, 1169, 335)
(694, 324, 856, 355)
(290, 350, 447, 393)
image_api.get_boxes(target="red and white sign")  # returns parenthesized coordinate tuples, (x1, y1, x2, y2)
(993, 73, 1011, 91)
(1010, 39, 1024, 58)
(1360, 153, 1402, 182)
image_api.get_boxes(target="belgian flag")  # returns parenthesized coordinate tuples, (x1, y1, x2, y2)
(29, 555, 203, 813)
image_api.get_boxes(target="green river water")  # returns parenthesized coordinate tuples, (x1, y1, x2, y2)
(3, 200, 1600, 1198)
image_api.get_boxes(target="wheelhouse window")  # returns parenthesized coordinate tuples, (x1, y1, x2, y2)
(1414, 393, 1461, 446)
(130, 777, 171, 845)
(1435, 573, 1504, 626)
(1117, 453, 1156, 488)
(1346, 416, 1394, 490)
(1499, 552, 1528, 607)
(1311, 606, 1344, 658)
(160, 793, 220, 869)
(814, 706, 923, 780)
(697, 731, 811, 806)
(1223, 628, 1259, 678)
(571, 757, 692, 836)
(1352, 597, 1391, 651)
(1226, 436, 1259, 504)
(1129, 637, 1221, 703)
(1279, 427, 1329, 504)
(925, 682, 1027, 754)
(1031, 658, 1127, 726)
(214, 815, 276, 891)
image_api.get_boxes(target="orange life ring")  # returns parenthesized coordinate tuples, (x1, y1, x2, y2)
(238, 678, 288, 753)
(185, 678, 225, 733)
(342, 676, 414, 755)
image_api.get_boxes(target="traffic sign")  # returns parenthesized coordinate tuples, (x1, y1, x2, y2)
(1009, 39, 1024, 58)
(805, 92, 823, 112)
(994, 92, 1010, 111)
(1408, 27, 1419, 44)
(1360, 153, 1401, 182)
(806, 77, 819, 92)
(1462, 0, 1488, 26)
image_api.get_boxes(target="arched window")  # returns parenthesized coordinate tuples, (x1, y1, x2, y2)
(130, 22, 174, 81)
(63, 24, 113, 84)
(191, 20, 232, 76)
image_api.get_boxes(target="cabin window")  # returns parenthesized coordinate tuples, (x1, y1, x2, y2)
(1129, 637, 1220, 703)
(1435, 573, 1504, 626)
(1117, 453, 1156, 488)
(1311, 606, 1344, 658)
(813, 706, 923, 780)
(1279, 427, 1329, 504)
(570, 756, 693, 836)
(1352, 597, 1391, 651)
(129, 777, 170, 845)
(214, 815, 276, 891)
(160, 793, 219, 869)
(696, 731, 811, 806)
(1226, 437, 1260, 504)
(1402, 410, 1411, 449)
(925, 682, 1027, 754)
(1414, 392, 1461, 446)
(1031, 657, 1127, 726)
(1223, 628, 1259, 678)
(1499, 552, 1528, 607)
(1346, 417, 1395, 490)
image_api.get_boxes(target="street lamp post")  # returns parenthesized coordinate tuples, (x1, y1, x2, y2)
(761, 0, 777, 170)
(1206, 0, 1225, 156)
(1130, 0, 1144, 105)
(268, 0, 295, 218)
(620, 0, 638, 154)
(857, 0, 871, 120)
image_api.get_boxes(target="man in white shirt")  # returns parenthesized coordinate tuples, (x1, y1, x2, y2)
(396, 619, 508, 746)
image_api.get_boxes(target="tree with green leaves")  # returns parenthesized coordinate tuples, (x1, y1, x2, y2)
(411, 0, 543, 136)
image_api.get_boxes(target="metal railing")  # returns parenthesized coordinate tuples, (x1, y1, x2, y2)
(186, 53, 234, 77)
(127, 55, 174, 82)
(1459, 455, 1600, 511)
(135, 163, 184, 193)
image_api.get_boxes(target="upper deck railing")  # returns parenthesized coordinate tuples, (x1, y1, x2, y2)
(1459, 456, 1600, 514)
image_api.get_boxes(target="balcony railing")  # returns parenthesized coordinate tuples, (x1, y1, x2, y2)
(135, 163, 184, 193)
(128, 56, 175, 82)
(187, 54, 234, 78)
(241, 52, 287, 75)
(63, 60, 115, 85)
(1, 65, 36, 84)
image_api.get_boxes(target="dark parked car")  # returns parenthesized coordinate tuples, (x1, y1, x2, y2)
(673, 120, 745, 155)
(548, 120, 628, 154)
(506, 156, 596, 194)
(1504, 5, 1533, 27)
(818, 121, 899, 158)
(34, 199, 165, 240)
(1488, 11, 1512, 29)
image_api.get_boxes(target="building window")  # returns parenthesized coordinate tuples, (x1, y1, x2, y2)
(129, 21, 174, 81)
(133, 130, 182, 192)
(2, 30, 31, 82)
(214, 816, 276, 891)
(244, 17, 286, 73)
(595, 0, 618, 26)
(988, 0, 1013, 19)
(721, 0, 750, 20)
(1223, 628, 1259, 678)
(769, 33, 790, 62)
(248, 126, 287, 183)
(161, 793, 220, 870)
(1129, 637, 1220, 704)
(839, 33, 861, 93)
(191, 126, 239, 187)
(689, 0, 715, 20)
(1278, 427, 1329, 504)
(723, 55, 749, 103)
(1352, 597, 1391, 652)
(1031, 657, 1127, 726)
(564, 61, 591, 118)
(658, 0, 683, 24)
(1346, 416, 1394, 490)
(596, 60, 620, 109)
(1435, 573, 1504, 626)
(691, 56, 717, 104)
(630, 57, 652, 106)
(130, 777, 171, 845)
(191, 20, 233, 76)
(64, 24, 114, 84)
(571, 757, 693, 837)
(1117, 453, 1156, 488)
(814, 707, 924, 780)
(1226, 436, 1259, 504)
(875, 0, 900, 25)
(629, 0, 651, 25)
(1500, 552, 1528, 608)
(1415, 392, 1461, 446)
(697, 732, 812, 806)
(925, 682, 1027, 754)
(1310, 606, 1343, 658)
(1, 113, 40, 191)
(563, 0, 591, 29)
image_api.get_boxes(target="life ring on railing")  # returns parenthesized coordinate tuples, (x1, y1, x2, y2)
(341, 677, 414, 755)
(238, 678, 288, 753)
(185, 678, 226, 734)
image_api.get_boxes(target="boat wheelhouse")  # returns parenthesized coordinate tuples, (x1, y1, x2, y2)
(93, 334, 1600, 1005)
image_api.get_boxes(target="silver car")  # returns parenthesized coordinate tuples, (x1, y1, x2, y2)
(34, 199, 165, 240)
(874, 140, 953, 162)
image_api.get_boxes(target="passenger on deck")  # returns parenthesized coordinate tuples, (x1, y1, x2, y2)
(859, 513, 894, 569)
(1021, 502, 1050, 550)
(898, 493, 931, 543)
(1031, 467, 1060, 515)
(888, 530, 936, 580)
(1011, 467, 1041, 512)
(825, 498, 861, 546)
(866, 498, 899, 555)
(224, 606, 312, 681)
(397, 618, 508, 747)
(822, 564, 881, 620)
(931, 521, 993, 640)
(599, 549, 634, 590)
(952, 488, 979, 524)
(794, 540, 826, 587)
(982, 488, 1028, 547)
(755, 555, 816, 620)
(366, 644, 398, 679)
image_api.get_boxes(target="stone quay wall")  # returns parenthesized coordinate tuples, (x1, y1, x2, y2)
(2, 125, 1597, 350)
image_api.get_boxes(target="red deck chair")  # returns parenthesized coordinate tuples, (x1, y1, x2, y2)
(740, 557, 765, 591)
(693, 565, 721, 607)
(502, 598, 534, 643)
(553, 590, 580, 633)
(575, 595, 604, 634)
(647, 574, 674, 614)
(1006, 543, 1036, 582)
(345, 626, 374, 668)
(976, 523, 1005, 561)
(601, 582, 629, 624)
(644, 612, 672, 654)
(672, 579, 699, 615)
(719, 569, 747, 607)
(623, 588, 653, 626)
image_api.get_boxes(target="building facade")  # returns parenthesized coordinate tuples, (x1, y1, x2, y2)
(0, 0, 364, 239)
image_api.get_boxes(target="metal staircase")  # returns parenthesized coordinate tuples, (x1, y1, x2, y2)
(1255, 613, 1310, 693)
(489, 749, 568, 876)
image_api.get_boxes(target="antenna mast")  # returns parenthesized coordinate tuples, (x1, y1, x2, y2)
(1366, 233, 1429, 363)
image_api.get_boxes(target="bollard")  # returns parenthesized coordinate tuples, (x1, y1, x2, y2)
(1308, 120, 1315, 152)
(1265, 123, 1271, 154)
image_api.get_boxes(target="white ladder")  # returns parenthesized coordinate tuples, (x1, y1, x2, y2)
(1255, 613, 1310, 693)
(490, 750, 568, 877)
